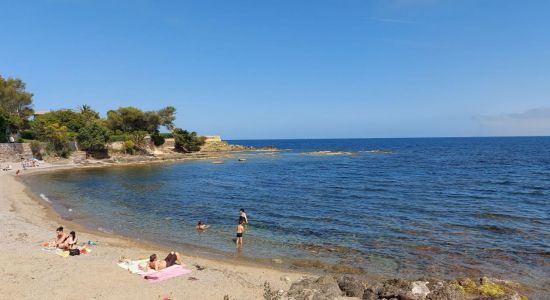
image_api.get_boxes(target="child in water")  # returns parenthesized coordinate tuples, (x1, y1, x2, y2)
(236, 220, 245, 247)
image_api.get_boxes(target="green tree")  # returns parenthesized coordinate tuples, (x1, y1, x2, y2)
(158, 106, 176, 130)
(107, 107, 146, 132)
(41, 123, 72, 157)
(173, 128, 204, 152)
(107, 106, 176, 134)
(79, 104, 100, 123)
(0, 76, 34, 132)
(32, 109, 85, 133)
(77, 121, 110, 152)
(0, 109, 8, 142)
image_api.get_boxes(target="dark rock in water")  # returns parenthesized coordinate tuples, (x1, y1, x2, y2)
(336, 276, 365, 298)
(288, 275, 343, 300)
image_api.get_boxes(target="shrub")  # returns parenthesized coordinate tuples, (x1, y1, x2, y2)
(37, 123, 73, 158)
(19, 129, 35, 140)
(123, 140, 135, 154)
(108, 133, 128, 143)
(151, 132, 165, 146)
(77, 122, 110, 152)
(30, 140, 43, 160)
(173, 128, 204, 152)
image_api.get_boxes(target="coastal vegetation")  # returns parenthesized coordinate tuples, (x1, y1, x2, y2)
(0, 75, 204, 157)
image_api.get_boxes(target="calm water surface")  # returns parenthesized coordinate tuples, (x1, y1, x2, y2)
(25, 137, 550, 292)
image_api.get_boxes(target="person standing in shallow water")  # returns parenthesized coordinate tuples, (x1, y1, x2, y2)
(239, 208, 248, 225)
(236, 220, 245, 247)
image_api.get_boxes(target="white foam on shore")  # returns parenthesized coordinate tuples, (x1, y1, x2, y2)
(39, 193, 52, 203)
(97, 227, 113, 234)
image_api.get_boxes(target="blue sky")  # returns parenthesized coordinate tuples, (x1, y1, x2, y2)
(1, 0, 549, 139)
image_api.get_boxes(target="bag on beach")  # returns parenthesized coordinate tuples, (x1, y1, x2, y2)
(69, 249, 81, 256)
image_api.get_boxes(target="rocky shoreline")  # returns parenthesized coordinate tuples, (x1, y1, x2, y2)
(279, 275, 529, 300)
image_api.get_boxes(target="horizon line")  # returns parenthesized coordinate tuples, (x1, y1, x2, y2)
(225, 135, 550, 141)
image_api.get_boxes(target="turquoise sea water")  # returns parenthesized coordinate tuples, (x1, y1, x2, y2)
(25, 137, 550, 293)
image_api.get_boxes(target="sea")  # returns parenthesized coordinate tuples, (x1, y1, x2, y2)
(24, 137, 550, 294)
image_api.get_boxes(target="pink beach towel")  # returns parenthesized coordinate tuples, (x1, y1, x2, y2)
(140, 265, 192, 283)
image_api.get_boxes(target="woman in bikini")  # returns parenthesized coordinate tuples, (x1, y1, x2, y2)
(146, 252, 183, 271)
(239, 208, 248, 225)
(60, 231, 78, 250)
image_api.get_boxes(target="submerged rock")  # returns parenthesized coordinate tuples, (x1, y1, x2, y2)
(288, 276, 343, 300)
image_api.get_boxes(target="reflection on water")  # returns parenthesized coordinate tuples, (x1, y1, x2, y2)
(25, 137, 550, 292)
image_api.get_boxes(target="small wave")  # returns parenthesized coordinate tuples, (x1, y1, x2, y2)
(97, 227, 113, 234)
(478, 224, 524, 235)
(39, 193, 52, 203)
(302, 150, 356, 156)
(362, 149, 394, 154)
(476, 212, 516, 220)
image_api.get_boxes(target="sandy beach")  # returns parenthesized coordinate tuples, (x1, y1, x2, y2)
(0, 165, 315, 300)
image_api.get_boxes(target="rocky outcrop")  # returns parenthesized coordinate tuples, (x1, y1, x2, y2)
(288, 276, 343, 300)
(286, 275, 529, 300)
(199, 140, 255, 152)
(337, 276, 365, 298)
(455, 277, 527, 300)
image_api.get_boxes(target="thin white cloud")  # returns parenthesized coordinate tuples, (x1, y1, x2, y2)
(475, 108, 550, 136)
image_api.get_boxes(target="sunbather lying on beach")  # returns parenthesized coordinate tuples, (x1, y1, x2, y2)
(196, 221, 209, 230)
(142, 252, 183, 271)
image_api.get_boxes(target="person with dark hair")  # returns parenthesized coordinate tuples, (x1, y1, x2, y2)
(236, 220, 245, 247)
(60, 231, 78, 250)
(51, 226, 67, 248)
(145, 252, 183, 271)
(239, 208, 248, 225)
(196, 221, 209, 230)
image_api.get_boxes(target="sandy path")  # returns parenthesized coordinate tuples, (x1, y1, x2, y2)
(0, 169, 307, 300)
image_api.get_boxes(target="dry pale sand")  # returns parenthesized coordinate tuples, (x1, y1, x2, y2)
(0, 166, 315, 300)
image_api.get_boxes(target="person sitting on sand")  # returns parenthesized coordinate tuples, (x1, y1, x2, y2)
(50, 226, 68, 248)
(236, 220, 245, 247)
(60, 231, 78, 250)
(196, 221, 209, 230)
(144, 252, 183, 271)
(239, 208, 248, 225)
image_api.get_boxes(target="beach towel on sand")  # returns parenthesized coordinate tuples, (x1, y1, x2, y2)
(117, 259, 149, 274)
(140, 265, 192, 283)
(42, 247, 91, 257)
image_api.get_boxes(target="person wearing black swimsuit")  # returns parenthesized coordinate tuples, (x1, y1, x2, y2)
(236, 220, 245, 247)
(239, 208, 248, 225)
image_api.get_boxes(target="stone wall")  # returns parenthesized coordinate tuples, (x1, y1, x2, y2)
(0, 143, 33, 162)
(203, 135, 222, 143)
